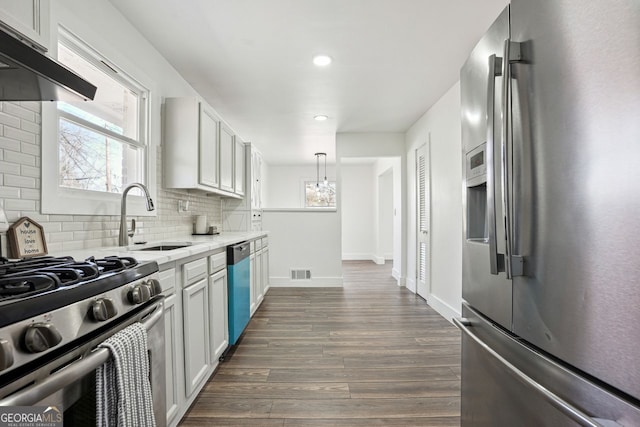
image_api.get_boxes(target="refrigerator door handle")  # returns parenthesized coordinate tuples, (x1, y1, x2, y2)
(501, 39, 524, 278)
(486, 53, 505, 275)
(453, 317, 623, 427)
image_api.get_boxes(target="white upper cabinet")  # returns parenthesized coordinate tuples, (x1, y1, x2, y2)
(219, 123, 234, 193)
(234, 136, 245, 196)
(0, 0, 50, 50)
(164, 97, 244, 199)
(251, 149, 262, 210)
(199, 103, 219, 188)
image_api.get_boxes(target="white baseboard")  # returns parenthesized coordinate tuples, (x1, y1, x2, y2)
(405, 277, 417, 294)
(427, 293, 461, 324)
(391, 268, 405, 287)
(384, 252, 393, 260)
(269, 276, 343, 287)
(372, 255, 385, 265)
(342, 253, 375, 261)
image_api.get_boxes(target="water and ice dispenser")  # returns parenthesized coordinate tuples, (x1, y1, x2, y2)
(465, 143, 488, 242)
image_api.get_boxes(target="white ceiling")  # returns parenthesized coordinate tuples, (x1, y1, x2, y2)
(109, 0, 508, 165)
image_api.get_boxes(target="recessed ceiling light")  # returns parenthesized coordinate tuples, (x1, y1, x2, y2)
(314, 115, 328, 121)
(312, 55, 332, 67)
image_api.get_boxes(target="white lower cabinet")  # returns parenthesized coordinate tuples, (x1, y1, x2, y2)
(262, 246, 270, 297)
(255, 248, 263, 305)
(249, 250, 256, 315)
(182, 277, 210, 397)
(249, 238, 269, 316)
(209, 268, 229, 363)
(163, 292, 181, 426)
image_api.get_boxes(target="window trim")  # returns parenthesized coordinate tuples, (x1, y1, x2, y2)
(41, 25, 157, 217)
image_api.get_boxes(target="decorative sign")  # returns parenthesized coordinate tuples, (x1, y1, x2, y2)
(7, 217, 48, 258)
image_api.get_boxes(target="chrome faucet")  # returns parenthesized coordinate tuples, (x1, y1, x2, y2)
(119, 183, 155, 246)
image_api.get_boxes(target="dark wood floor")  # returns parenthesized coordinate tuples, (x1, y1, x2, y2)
(180, 260, 461, 426)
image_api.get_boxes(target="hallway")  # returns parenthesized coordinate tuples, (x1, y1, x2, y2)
(180, 261, 461, 426)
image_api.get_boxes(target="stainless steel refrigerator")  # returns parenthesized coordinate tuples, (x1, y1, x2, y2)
(458, 1, 640, 425)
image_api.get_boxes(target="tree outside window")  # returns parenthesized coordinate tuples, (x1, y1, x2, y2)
(305, 181, 336, 207)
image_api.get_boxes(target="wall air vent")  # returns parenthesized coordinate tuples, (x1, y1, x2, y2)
(290, 269, 311, 280)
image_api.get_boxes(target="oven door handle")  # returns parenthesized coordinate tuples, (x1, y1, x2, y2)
(0, 299, 164, 407)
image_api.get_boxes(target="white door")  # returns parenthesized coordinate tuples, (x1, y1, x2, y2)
(416, 143, 431, 299)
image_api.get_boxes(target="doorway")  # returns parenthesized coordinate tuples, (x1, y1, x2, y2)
(340, 157, 402, 284)
(376, 168, 394, 264)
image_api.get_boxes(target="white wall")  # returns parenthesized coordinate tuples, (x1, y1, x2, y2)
(341, 163, 375, 260)
(264, 164, 336, 209)
(262, 210, 342, 286)
(405, 82, 463, 321)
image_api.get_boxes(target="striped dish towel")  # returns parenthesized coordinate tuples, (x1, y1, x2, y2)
(96, 322, 156, 427)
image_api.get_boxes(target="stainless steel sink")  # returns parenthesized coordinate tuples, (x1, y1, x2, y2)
(134, 243, 193, 251)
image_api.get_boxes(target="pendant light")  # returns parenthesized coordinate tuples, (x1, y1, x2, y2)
(315, 152, 327, 188)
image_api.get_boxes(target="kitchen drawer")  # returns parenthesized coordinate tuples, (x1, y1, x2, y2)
(159, 268, 176, 294)
(254, 238, 262, 251)
(209, 250, 226, 274)
(184, 258, 208, 286)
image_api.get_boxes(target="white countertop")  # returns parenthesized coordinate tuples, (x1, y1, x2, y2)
(52, 231, 268, 266)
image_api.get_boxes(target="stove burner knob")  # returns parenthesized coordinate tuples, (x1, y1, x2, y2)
(92, 298, 118, 321)
(128, 283, 151, 304)
(24, 323, 62, 353)
(146, 279, 162, 296)
(0, 339, 14, 371)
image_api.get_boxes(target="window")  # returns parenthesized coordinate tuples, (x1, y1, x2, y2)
(42, 27, 154, 216)
(305, 181, 336, 208)
(56, 34, 146, 194)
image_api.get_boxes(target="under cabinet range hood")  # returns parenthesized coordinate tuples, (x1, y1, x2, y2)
(0, 27, 96, 101)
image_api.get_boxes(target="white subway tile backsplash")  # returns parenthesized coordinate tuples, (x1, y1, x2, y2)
(4, 126, 36, 144)
(44, 222, 62, 233)
(0, 187, 20, 198)
(63, 222, 84, 232)
(3, 198, 36, 211)
(72, 231, 91, 240)
(2, 102, 36, 122)
(4, 150, 36, 166)
(19, 102, 41, 113)
(0, 137, 21, 152)
(21, 120, 41, 135)
(0, 112, 21, 128)
(49, 231, 75, 242)
(20, 142, 39, 156)
(0, 161, 21, 175)
(47, 242, 63, 252)
(20, 165, 40, 178)
(0, 101, 223, 252)
(19, 188, 40, 200)
(3, 174, 36, 188)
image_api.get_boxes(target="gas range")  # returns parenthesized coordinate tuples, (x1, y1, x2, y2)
(0, 255, 161, 394)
